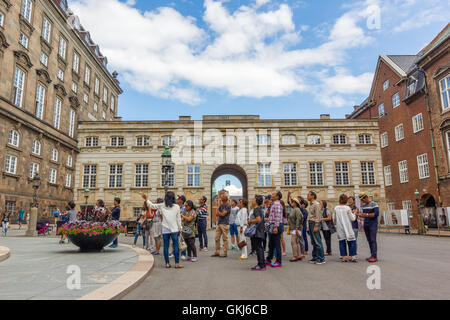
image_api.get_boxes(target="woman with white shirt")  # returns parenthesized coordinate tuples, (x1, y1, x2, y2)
(333, 194, 357, 263)
(142, 192, 183, 269)
(236, 198, 249, 261)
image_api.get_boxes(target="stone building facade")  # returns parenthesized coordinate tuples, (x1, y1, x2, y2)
(0, 0, 122, 220)
(74, 115, 385, 227)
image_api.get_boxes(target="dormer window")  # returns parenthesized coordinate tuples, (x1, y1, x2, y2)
(406, 78, 417, 97)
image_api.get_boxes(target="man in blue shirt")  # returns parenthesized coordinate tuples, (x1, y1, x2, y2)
(108, 197, 121, 248)
(358, 193, 379, 263)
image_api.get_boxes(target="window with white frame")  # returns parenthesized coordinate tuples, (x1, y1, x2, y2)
(73, 51, 79, 73)
(361, 161, 376, 185)
(136, 136, 150, 146)
(83, 164, 97, 188)
(110, 136, 124, 147)
(19, 32, 29, 49)
(109, 164, 123, 188)
(110, 96, 115, 111)
(395, 124, 404, 141)
(417, 153, 430, 179)
(51, 148, 58, 162)
(358, 134, 372, 144)
(392, 92, 401, 108)
(65, 173, 72, 188)
(85, 136, 98, 147)
(5, 155, 17, 174)
(49, 168, 57, 184)
(68, 108, 75, 138)
(94, 77, 100, 95)
(29, 162, 39, 179)
(447, 132, 450, 169)
(0, 11, 4, 27)
(412, 113, 424, 133)
(407, 80, 417, 97)
(258, 163, 272, 187)
(66, 154, 72, 167)
(383, 80, 390, 91)
(6, 202, 16, 217)
(333, 134, 347, 145)
(307, 134, 322, 145)
(162, 135, 175, 146)
(42, 16, 51, 43)
(83, 93, 89, 104)
(21, 0, 33, 23)
(35, 83, 45, 120)
(440, 76, 450, 112)
(57, 68, 64, 81)
(102, 111, 106, 119)
(53, 97, 61, 129)
(282, 135, 296, 145)
(187, 164, 201, 187)
(40, 52, 48, 67)
(161, 165, 175, 187)
(387, 203, 396, 211)
(84, 65, 91, 85)
(187, 136, 201, 146)
(380, 131, 388, 147)
(309, 162, 323, 186)
(398, 160, 409, 183)
(257, 135, 271, 146)
(133, 208, 141, 217)
(8, 129, 19, 147)
(71, 82, 78, 93)
(384, 165, 392, 186)
(335, 162, 350, 186)
(103, 87, 108, 103)
(283, 162, 297, 186)
(402, 200, 413, 215)
(223, 135, 236, 146)
(93, 103, 98, 112)
(58, 36, 67, 59)
(32, 140, 41, 155)
(135, 164, 149, 187)
(13, 67, 25, 107)
(378, 103, 385, 117)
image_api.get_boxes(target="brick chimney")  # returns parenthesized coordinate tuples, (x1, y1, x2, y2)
(320, 114, 330, 120)
(179, 116, 191, 121)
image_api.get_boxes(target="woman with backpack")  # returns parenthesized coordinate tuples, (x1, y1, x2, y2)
(182, 200, 198, 262)
(320, 200, 335, 256)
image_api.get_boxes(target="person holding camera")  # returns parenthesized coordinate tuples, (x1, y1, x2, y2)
(182, 200, 198, 262)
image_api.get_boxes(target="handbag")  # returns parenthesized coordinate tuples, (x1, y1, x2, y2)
(182, 226, 193, 238)
(238, 240, 247, 249)
(264, 221, 275, 234)
(179, 235, 187, 252)
(244, 225, 257, 238)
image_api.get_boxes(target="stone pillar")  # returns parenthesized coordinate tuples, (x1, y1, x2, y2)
(25, 207, 38, 237)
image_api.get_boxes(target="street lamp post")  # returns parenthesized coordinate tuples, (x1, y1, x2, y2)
(415, 189, 424, 235)
(26, 174, 41, 236)
(84, 188, 90, 216)
(161, 146, 173, 195)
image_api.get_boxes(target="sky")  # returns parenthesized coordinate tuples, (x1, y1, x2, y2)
(213, 174, 243, 196)
(70, 0, 450, 121)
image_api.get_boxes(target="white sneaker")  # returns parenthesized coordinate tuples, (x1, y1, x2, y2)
(202, 248, 208, 252)
(181, 255, 187, 261)
(191, 257, 198, 262)
(169, 254, 174, 258)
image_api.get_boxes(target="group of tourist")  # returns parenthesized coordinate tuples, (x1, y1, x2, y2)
(0, 207, 29, 236)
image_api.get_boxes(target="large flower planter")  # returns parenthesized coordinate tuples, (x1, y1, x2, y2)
(68, 233, 119, 252)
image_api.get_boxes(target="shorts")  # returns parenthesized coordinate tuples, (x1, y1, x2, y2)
(229, 223, 238, 236)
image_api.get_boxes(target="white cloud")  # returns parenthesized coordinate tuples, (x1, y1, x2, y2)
(70, 0, 376, 106)
(225, 185, 243, 196)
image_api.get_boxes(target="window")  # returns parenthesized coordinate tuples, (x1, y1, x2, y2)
(6, 202, 16, 217)
(258, 163, 272, 187)
(135, 164, 149, 187)
(387, 203, 396, 210)
(53, 97, 62, 129)
(257, 135, 270, 146)
(51, 148, 58, 162)
(83, 165, 97, 188)
(8, 129, 19, 147)
(333, 134, 347, 145)
(21, 0, 33, 22)
(187, 136, 201, 146)
(83, 93, 89, 104)
(85, 137, 98, 147)
(307, 135, 322, 145)
(109, 164, 123, 188)
(136, 136, 150, 146)
(49, 168, 57, 184)
(223, 136, 236, 146)
(440, 76, 450, 111)
(358, 134, 372, 144)
(66, 155, 73, 167)
(0, 11, 4, 27)
(395, 124, 404, 141)
(161, 165, 174, 187)
(29, 162, 39, 179)
(392, 92, 400, 108)
(94, 77, 100, 95)
(42, 16, 51, 43)
(335, 162, 350, 186)
(283, 163, 297, 186)
(93, 103, 98, 112)
(84, 65, 91, 85)
(378, 103, 385, 117)
(407, 80, 417, 97)
(5, 155, 17, 174)
(103, 87, 108, 103)
(71, 82, 78, 93)
(282, 135, 296, 145)
(309, 162, 323, 186)
(133, 208, 141, 218)
(361, 161, 376, 185)
(73, 52, 80, 73)
(412, 113, 424, 133)
(13, 67, 25, 107)
(57, 68, 64, 81)
(35, 84, 45, 120)
(65, 173, 72, 188)
(58, 36, 67, 59)
(402, 200, 413, 215)
(110, 136, 124, 147)
(102, 111, 106, 119)
(383, 80, 390, 91)
(384, 165, 392, 186)
(19, 32, 29, 48)
(162, 135, 175, 146)
(187, 164, 201, 187)
(398, 160, 409, 183)
(68, 108, 75, 138)
(40, 52, 48, 67)
(110, 96, 115, 111)
(32, 140, 41, 155)
(447, 132, 450, 169)
(417, 153, 430, 179)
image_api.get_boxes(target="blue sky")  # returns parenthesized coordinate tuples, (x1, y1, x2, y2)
(71, 0, 450, 121)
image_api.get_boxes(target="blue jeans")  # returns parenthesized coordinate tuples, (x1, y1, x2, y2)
(339, 240, 357, 257)
(163, 232, 180, 264)
(302, 223, 308, 252)
(134, 223, 145, 246)
(198, 219, 208, 249)
(364, 223, 378, 259)
(1, 221, 8, 236)
(266, 231, 282, 263)
(308, 222, 324, 261)
(353, 228, 358, 254)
